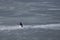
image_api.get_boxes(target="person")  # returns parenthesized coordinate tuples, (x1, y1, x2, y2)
(20, 22, 23, 27)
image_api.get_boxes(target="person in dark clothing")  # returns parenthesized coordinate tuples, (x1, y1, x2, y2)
(20, 22, 23, 27)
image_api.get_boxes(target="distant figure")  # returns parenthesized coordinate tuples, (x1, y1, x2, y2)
(20, 22, 23, 27)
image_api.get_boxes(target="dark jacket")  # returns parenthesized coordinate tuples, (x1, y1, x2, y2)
(20, 22, 23, 27)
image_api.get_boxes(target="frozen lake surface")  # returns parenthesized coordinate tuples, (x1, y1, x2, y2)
(0, 24, 60, 40)
(0, 0, 60, 40)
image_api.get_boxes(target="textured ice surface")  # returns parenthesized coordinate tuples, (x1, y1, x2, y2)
(0, 24, 60, 31)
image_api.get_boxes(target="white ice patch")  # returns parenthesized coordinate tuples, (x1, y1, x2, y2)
(0, 24, 60, 31)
